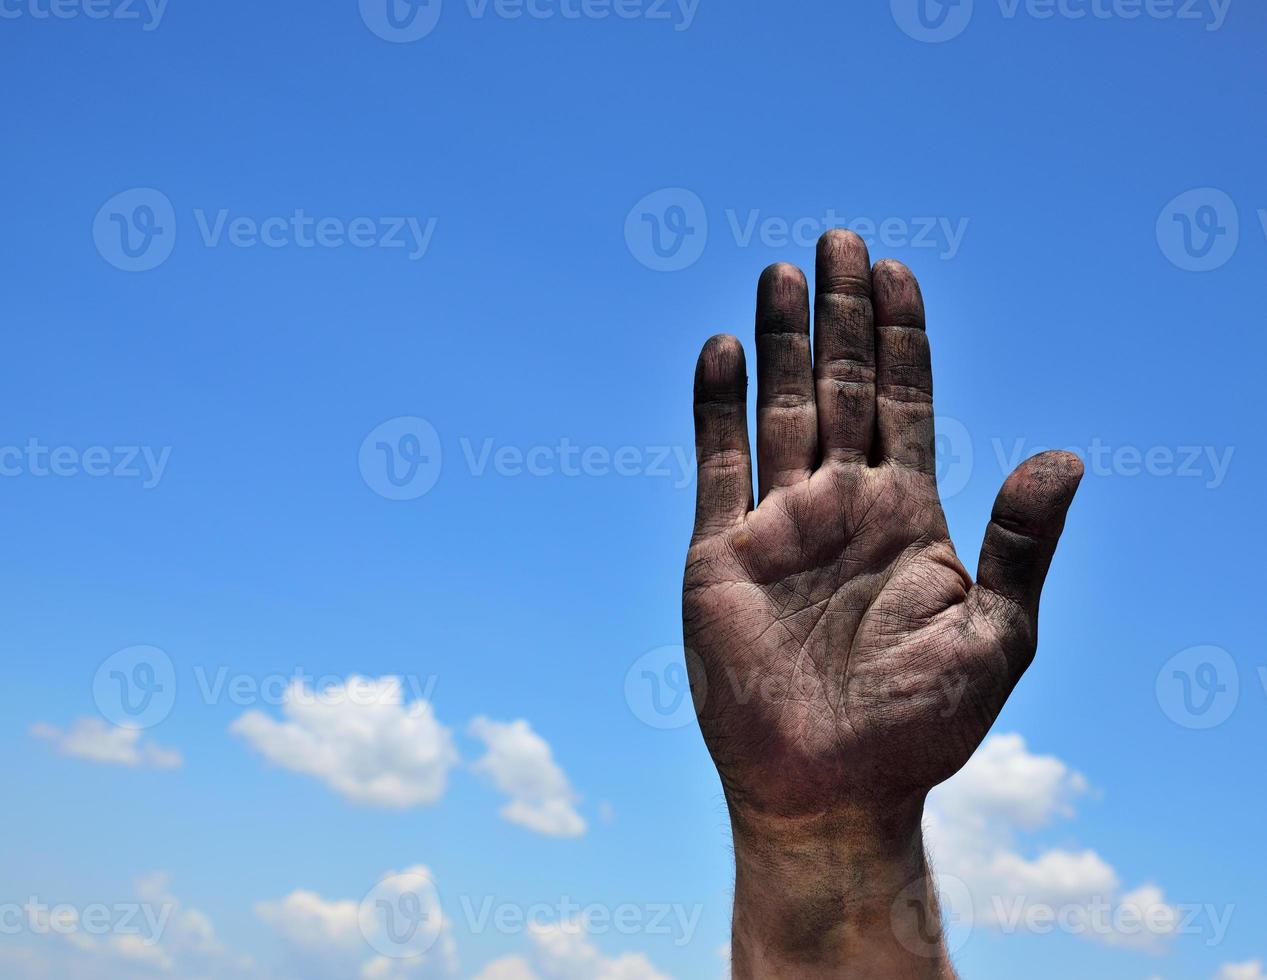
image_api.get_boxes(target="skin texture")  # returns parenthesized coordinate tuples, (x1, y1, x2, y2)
(683, 230, 1083, 979)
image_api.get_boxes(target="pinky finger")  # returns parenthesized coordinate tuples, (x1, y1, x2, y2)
(692, 334, 753, 539)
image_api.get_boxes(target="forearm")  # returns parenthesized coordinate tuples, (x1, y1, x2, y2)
(728, 799, 958, 980)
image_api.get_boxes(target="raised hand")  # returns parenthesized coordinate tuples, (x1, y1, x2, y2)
(683, 230, 1083, 979)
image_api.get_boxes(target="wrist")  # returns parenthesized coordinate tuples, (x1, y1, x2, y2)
(728, 796, 956, 980)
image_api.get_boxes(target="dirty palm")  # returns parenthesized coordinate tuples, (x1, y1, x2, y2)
(683, 230, 1083, 975)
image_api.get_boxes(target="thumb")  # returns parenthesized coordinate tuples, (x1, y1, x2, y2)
(974, 450, 1084, 621)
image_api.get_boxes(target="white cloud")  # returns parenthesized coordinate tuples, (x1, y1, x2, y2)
(931, 733, 1087, 835)
(1218, 962, 1267, 980)
(134, 872, 239, 966)
(470, 916, 669, 980)
(0, 874, 254, 980)
(473, 958, 542, 980)
(29, 717, 182, 769)
(716, 943, 730, 980)
(927, 733, 1178, 951)
(255, 890, 362, 954)
(230, 676, 458, 807)
(469, 717, 586, 838)
(0, 948, 51, 979)
(255, 865, 457, 980)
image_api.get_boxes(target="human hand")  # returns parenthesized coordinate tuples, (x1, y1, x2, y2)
(683, 230, 1083, 978)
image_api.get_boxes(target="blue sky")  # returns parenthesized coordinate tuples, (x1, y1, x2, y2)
(1, 1, 1264, 978)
